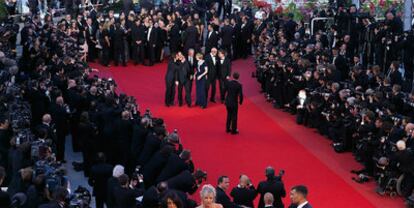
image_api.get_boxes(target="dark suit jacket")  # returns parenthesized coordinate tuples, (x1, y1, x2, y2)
(221, 25, 234, 46)
(177, 61, 190, 84)
(216, 187, 241, 208)
(205, 53, 217, 81)
(113, 186, 141, 208)
(0, 190, 10, 208)
(156, 153, 188, 183)
(147, 27, 158, 46)
(166, 170, 197, 194)
(165, 59, 178, 84)
(38, 201, 63, 208)
(206, 30, 219, 51)
(230, 185, 257, 208)
(183, 26, 198, 50)
(225, 80, 243, 107)
(107, 176, 121, 208)
(49, 104, 69, 135)
(257, 179, 286, 208)
(89, 162, 114, 197)
(142, 150, 169, 187)
(288, 203, 313, 208)
(218, 58, 231, 80)
(138, 133, 161, 165)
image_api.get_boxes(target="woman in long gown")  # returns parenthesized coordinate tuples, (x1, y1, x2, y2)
(195, 53, 208, 109)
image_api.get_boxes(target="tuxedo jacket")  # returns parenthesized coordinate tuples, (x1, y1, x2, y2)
(205, 30, 219, 50)
(146, 27, 158, 46)
(218, 58, 231, 80)
(205, 54, 218, 80)
(225, 80, 243, 107)
(220, 25, 234, 46)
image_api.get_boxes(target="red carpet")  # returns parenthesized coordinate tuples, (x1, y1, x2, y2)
(91, 59, 404, 208)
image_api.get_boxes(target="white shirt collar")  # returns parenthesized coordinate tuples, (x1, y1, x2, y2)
(297, 201, 308, 208)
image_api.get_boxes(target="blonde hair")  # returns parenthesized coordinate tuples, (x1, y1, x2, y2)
(200, 184, 216, 201)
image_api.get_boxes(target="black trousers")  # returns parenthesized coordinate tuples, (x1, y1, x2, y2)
(114, 46, 126, 66)
(207, 78, 217, 101)
(178, 81, 192, 106)
(226, 105, 238, 132)
(133, 43, 145, 64)
(101, 47, 110, 66)
(56, 131, 66, 162)
(219, 78, 227, 102)
(95, 194, 106, 208)
(146, 44, 156, 66)
(165, 81, 176, 105)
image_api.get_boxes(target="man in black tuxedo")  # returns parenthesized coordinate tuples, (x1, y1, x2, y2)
(113, 22, 127, 66)
(220, 19, 234, 58)
(165, 53, 179, 107)
(205, 48, 218, 102)
(183, 20, 198, 55)
(146, 20, 158, 66)
(168, 21, 181, 54)
(257, 167, 286, 208)
(89, 153, 114, 208)
(49, 96, 70, 162)
(131, 19, 146, 65)
(176, 52, 191, 107)
(113, 174, 143, 208)
(205, 24, 219, 54)
(185, 49, 196, 107)
(85, 17, 97, 62)
(288, 185, 312, 208)
(218, 50, 231, 103)
(225, 72, 243, 134)
(216, 176, 242, 208)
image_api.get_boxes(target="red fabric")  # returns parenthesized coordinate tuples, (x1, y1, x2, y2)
(91, 59, 404, 207)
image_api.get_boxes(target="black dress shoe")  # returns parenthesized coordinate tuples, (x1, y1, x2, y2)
(231, 130, 239, 135)
(226, 129, 231, 133)
(210, 99, 216, 103)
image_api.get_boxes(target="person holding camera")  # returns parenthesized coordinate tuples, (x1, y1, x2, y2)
(230, 174, 257, 208)
(257, 167, 286, 208)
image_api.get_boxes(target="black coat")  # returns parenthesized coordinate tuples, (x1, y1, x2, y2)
(38, 201, 62, 208)
(156, 153, 188, 183)
(216, 187, 241, 208)
(257, 179, 286, 208)
(225, 80, 243, 108)
(165, 60, 178, 84)
(113, 187, 141, 208)
(205, 53, 218, 81)
(142, 150, 169, 187)
(221, 25, 234, 46)
(218, 58, 231, 80)
(166, 170, 197, 194)
(138, 133, 161, 165)
(177, 61, 190, 84)
(205, 30, 219, 51)
(49, 104, 69, 135)
(146, 27, 158, 46)
(89, 162, 114, 197)
(142, 186, 160, 208)
(0, 190, 10, 208)
(107, 176, 121, 208)
(230, 185, 257, 208)
(183, 26, 198, 50)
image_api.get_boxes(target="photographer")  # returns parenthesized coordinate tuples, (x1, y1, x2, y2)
(257, 167, 286, 208)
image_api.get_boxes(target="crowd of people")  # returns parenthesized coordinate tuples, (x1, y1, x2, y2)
(254, 1, 414, 203)
(0, 0, 318, 208)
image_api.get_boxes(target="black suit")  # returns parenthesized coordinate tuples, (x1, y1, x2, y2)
(38, 201, 64, 208)
(169, 24, 182, 53)
(165, 59, 178, 106)
(183, 26, 198, 53)
(107, 177, 121, 208)
(156, 153, 189, 183)
(138, 133, 161, 165)
(166, 170, 197, 194)
(0, 190, 10, 208)
(146, 26, 158, 66)
(85, 23, 97, 61)
(288, 203, 313, 208)
(220, 25, 234, 57)
(89, 162, 114, 208)
(225, 80, 243, 133)
(257, 179, 286, 208)
(113, 186, 141, 208)
(218, 57, 231, 102)
(177, 61, 192, 106)
(205, 53, 218, 102)
(49, 103, 69, 162)
(113, 26, 127, 66)
(205, 30, 219, 54)
(216, 187, 241, 208)
(131, 24, 146, 65)
(230, 185, 257, 208)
